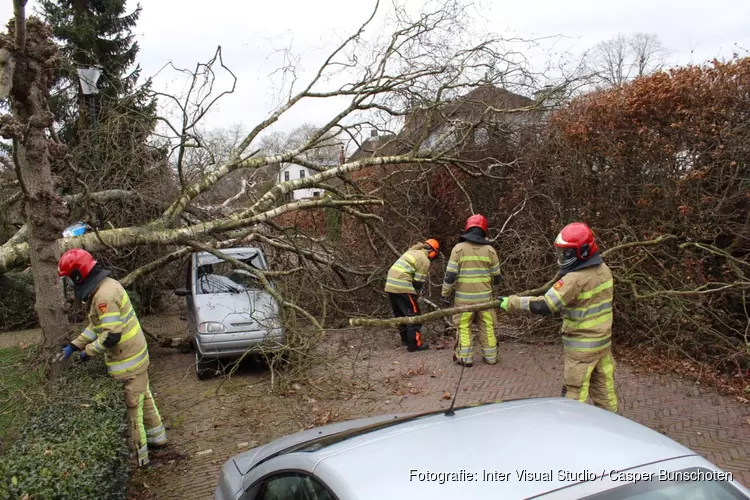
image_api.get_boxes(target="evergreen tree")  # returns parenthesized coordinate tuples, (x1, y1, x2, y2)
(39, 1, 176, 315)
(40, 0, 156, 140)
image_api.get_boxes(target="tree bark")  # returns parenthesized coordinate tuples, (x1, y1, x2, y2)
(6, 13, 71, 350)
(0, 197, 382, 273)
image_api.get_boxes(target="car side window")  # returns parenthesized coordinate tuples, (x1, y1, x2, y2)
(243, 472, 335, 500)
(184, 259, 192, 291)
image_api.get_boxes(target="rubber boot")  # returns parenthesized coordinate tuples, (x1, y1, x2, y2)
(407, 343, 430, 352)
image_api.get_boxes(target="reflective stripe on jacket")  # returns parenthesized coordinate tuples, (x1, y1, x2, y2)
(508, 263, 614, 353)
(442, 242, 501, 304)
(71, 277, 149, 380)
(384, 245, 431, 295)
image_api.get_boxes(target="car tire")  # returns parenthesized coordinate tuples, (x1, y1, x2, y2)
(195, 351, 218, 380)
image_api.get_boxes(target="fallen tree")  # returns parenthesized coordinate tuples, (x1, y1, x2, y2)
(0, 0, 552, 354)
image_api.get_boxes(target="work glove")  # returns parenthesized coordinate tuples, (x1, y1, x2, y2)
(54, 344, 76, 363)
(497, 296, 509, 311)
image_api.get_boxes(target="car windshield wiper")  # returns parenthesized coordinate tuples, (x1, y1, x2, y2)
(201, 275, 242, 294)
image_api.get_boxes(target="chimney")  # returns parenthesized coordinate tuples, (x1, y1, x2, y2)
(533, 85, 556, 103)
(339, 144, 345, 165)
(370, 129, 378, 138)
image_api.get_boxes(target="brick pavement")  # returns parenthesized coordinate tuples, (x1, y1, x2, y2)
(132, 315, 750, 499)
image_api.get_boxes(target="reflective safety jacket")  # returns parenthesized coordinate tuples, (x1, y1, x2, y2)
(384, 245, 431, 295)
(71, 277, 149, 381)
(441, 242, 501, 304)
(507, 263, 614, 355)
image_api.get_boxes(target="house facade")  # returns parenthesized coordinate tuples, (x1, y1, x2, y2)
(278, 163, 325, 201)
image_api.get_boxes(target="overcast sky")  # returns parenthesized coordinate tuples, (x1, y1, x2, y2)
(4, 0, 750, 138)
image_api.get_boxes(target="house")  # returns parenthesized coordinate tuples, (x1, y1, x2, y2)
(345, 85, 546, 187)
(398, 85, 544, 153)
(278, 163, 326, 201)
(347, 85, 545, 164)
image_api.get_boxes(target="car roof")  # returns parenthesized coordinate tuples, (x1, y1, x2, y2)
(195, 247, 264, 265)
(301, 398, 696, 499)
(233, 411, 417, 474)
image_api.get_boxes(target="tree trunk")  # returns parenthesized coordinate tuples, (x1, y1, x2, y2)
(19, 131, 71, 350)
(8, 16, 71, 352)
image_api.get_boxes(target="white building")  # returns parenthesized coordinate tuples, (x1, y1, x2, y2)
(278, 163, 325, 201)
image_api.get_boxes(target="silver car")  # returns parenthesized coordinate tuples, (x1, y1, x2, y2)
(215, 397, 749, 500)
(174, 247, 285, 379)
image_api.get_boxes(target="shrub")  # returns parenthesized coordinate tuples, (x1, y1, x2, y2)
(0, 272, 37, 332)
(0, 358, 129, 500)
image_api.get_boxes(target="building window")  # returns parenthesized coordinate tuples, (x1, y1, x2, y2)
(299, 169, 306, 179)
(313, 191, 320, 197)
(284, 171, 290, 182)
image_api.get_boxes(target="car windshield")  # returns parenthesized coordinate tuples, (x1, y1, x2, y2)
(579, 468, 747, 500)
(195, 255, 263, 295)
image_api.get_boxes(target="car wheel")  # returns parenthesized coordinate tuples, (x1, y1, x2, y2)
(195, 352, 218, 380)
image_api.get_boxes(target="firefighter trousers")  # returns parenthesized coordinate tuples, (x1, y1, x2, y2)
(452, 309, 498, 364)
(562, 348, 619, 413)
(388, 293, 424, 348)
(121, 370, 167, 467)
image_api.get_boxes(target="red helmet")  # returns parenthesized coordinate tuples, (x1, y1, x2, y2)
(58, 249, 97, 284)
(464, 214, 488, 235)
(554, 222, 598, 267)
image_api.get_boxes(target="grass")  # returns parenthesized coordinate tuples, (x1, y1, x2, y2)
(0, 345, 45, 451)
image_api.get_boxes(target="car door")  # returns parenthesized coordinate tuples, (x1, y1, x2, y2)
(535, 456, 750, 500)
(239, 472, 337, 500)
(184, 253, 198, 337)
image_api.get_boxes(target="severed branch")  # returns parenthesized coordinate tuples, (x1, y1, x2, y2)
(62, 189, 137, 204)
(350, 281, 553, 327)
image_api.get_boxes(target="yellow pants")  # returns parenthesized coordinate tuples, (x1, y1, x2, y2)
(122, 370, 166, 467)
(562, 349, 619, 413)
(452, 309, 498, 364)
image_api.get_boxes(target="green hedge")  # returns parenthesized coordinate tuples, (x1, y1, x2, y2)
(0, 357, 130, 500)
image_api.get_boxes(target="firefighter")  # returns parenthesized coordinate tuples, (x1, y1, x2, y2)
(442, 214, 502, 367)
(497, 222, 619, 413)
(55, 249, 166, 467)
(384, 239, 440, 352)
